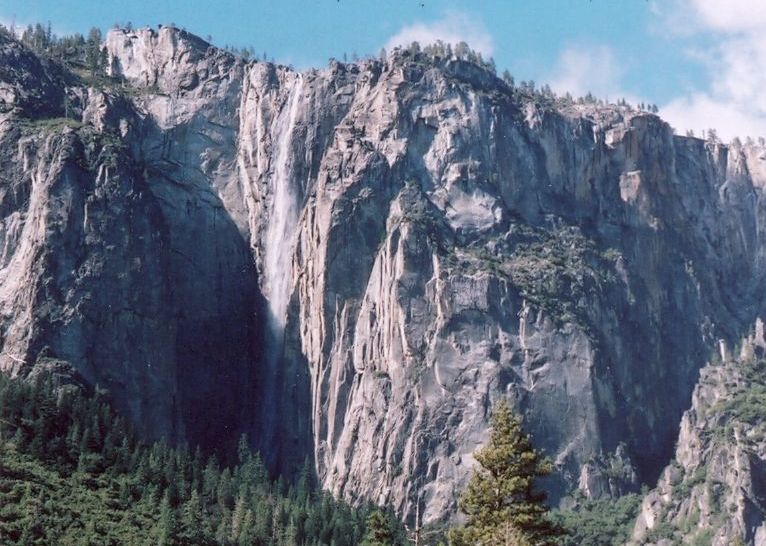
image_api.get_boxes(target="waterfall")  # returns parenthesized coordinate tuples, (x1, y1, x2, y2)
(259, 74, 304, 458)
(264, 74, 304, 330)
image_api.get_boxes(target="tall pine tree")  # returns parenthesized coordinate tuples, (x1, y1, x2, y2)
(449, 400, 563, 546)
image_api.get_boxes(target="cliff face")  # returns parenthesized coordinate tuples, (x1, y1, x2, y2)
(1, 26, 766, 524)
(0, 29, 260, 450)
(631, 323, 766, 546)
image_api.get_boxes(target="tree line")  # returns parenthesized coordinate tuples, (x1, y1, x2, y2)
(0, 22, 108, 77)
(0, 365, 648, 545)
(0, 20, 666, 118)
(0, 374, 402, 545)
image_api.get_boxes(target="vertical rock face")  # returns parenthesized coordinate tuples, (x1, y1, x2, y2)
(239, 55, 766, 522)
(631, 324, 766, 546)
(0, 28, 260, 450)
(0, 120, 180, 440)
(103, 29, 261, 450)
(2, 27, 766, 523)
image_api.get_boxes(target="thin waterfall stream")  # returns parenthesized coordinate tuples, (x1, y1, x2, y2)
(264, 74, 304, 330)
(260, 74, 304, 451)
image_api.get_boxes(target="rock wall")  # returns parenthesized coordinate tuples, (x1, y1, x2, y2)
(1, 26, 765, 524)
(0, 29, 260, 452)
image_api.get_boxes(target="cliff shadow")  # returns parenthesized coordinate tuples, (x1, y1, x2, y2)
(137, 112, 263, 461)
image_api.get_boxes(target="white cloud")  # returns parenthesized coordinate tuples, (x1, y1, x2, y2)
(688, 0, 766, 32)
(657, 1, 766, 140)
(385, 11, 494, 57)
(662, 93, 766, 139)
(548, 44, 632, 101)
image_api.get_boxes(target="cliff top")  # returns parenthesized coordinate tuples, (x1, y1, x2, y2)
(3, 23, 762, 154)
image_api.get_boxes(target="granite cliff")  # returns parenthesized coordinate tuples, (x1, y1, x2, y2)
(1, 26, 765, 526)
(631, 323, 766, 545)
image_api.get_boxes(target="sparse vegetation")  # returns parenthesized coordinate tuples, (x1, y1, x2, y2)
(712, 359, 766, 425)
(386, 39, 653, 112)
(645, 520, 677, 543)
(20, 117, 83, 132)
(439, 223, 621, 328)
(0, 21, 109, 81)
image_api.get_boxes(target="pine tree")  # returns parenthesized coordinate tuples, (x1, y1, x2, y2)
(281, 519, 299, 546)
(237, 507, 256, 545)
(449, 400, 563, 546)
(230, 493, 248, 542)
(361, 510, 398, 546)
(85, 27, 103, 77)
(180, 490, 210, 545)
(215, 513, 232, 545)
(0, 350, 384, 546)
(156, 491, 179, 546)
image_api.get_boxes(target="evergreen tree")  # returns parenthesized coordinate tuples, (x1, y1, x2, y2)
(282, 519, 299, 546)
(85, 27, 103, 76)
(0, 335, 393, 545)
(180, 490, 210, 545)
(156, 491, 179, 546)
(449, 401, 563, 546)
(230, 493, 248, 543)
(487, 56, 497, 74)
(215, 514, 232, 545)
(238, 508, 255, 545)
(361, 510, 398, 546)
(99, 47, 109, 74)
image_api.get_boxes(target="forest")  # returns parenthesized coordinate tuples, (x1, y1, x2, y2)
(0, 375, 406, 545)
(0, 374, 641, 545)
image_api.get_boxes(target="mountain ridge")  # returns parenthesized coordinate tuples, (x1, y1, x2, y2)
(0, 24, 765, 528)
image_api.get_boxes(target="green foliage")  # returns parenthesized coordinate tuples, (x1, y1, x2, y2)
(552, 493, 642, 546)
(644, 520, 677, 543)
(20, 117, 83, 132)
(0, 374, 394, 545)
(360, 509, 406, 546)
(712, 359, 766, 426)
(449, 400, 563, 546)
(674, 467, 707, 498)
(9, 22, 108, 75)
(501, 226, 620, 327)
(85, 27, 105, 76)
(389, 39, 498, 77)
(689, 528, 714, 546)
(0, 21, 113, 89)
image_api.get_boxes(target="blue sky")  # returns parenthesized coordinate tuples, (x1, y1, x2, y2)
(2, 0, 766, 140)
